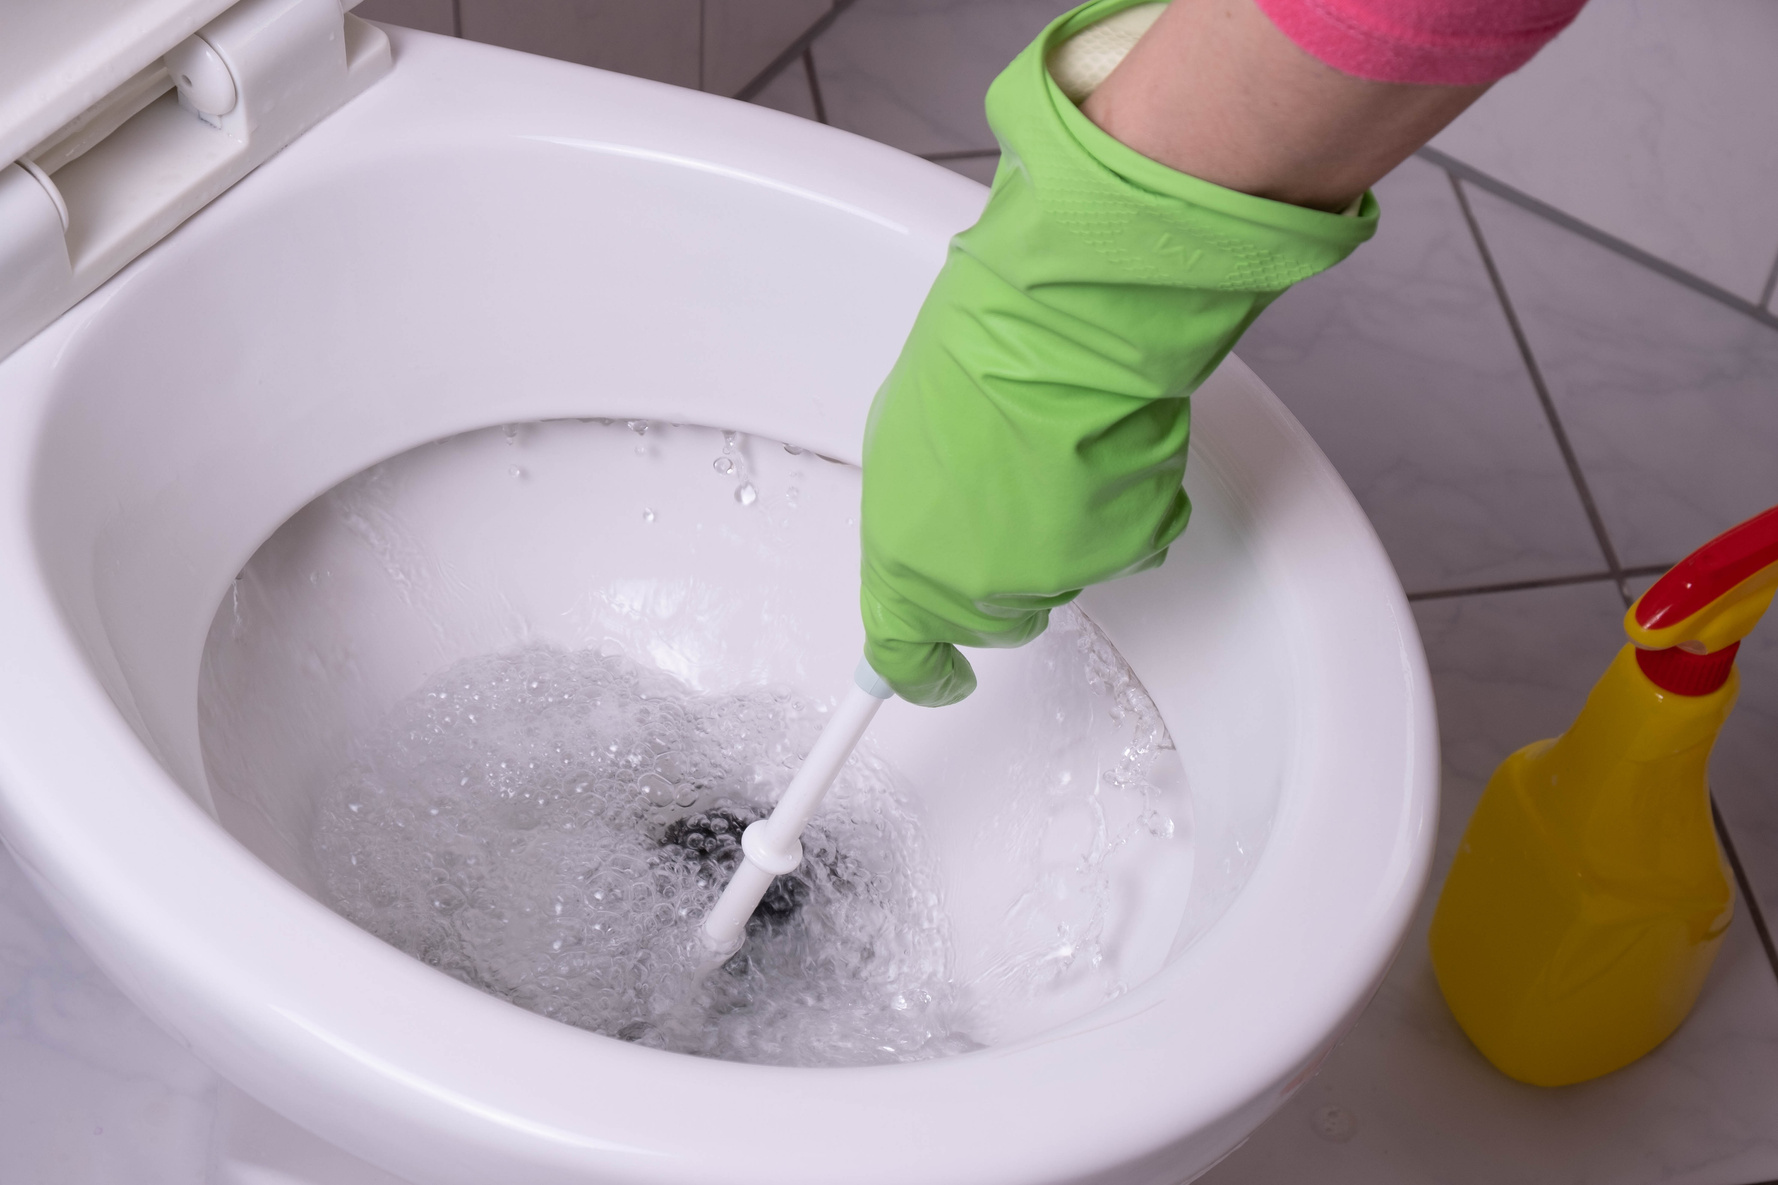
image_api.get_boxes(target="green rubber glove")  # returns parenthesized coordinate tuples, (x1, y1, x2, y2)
(859, 0, 1378, 706)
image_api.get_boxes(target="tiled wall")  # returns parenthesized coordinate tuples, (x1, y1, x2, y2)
(352, 0, 836, 96)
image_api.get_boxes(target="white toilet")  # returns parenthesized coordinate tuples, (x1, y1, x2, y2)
(0, 3, 1439, 1183)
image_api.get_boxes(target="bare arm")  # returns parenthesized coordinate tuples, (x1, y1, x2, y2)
(1082, 0, 1489, 212)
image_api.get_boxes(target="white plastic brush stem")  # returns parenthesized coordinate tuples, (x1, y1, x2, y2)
(699, 658, 894, 957)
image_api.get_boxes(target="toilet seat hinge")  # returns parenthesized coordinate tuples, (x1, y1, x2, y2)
(1, 0, 393, 363)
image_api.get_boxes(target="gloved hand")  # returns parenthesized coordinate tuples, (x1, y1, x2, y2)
(859, 0, 1378, 706)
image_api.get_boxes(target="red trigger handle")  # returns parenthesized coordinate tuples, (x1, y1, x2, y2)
(1635, 504, 1778, 633)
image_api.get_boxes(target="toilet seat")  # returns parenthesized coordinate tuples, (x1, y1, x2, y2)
(1, 0, 388, 361)
(0, 19, 1438, 1185)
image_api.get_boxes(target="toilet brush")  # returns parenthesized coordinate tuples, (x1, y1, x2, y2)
(699, 658, 895, 963)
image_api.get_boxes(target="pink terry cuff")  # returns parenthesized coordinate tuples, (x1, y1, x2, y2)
(1251, 0, 1588, 86)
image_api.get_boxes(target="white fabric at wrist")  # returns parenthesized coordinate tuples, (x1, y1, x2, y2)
(1048, 2, 1168, 102)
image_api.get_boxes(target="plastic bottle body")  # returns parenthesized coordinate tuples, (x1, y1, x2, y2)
(1429, 645, 1736, 1086)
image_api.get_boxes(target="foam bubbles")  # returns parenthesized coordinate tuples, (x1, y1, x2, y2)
(312, 646, 972, 1066)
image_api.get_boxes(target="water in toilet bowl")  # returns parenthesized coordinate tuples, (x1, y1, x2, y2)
(198, 421, 1193, 1066)
(311, 643, 971, 1065)
(308, 601, 1174, 1066)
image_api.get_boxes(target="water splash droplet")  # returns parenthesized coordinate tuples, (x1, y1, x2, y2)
(734, 482, 758, 507)
(508, 465, 525, 479)
(786, 487, 800, 507)
(641, 507, 656, 523)
(712, 457, 734, 475)
(626, 420, 649, 436)
(502, 424, 519, 445)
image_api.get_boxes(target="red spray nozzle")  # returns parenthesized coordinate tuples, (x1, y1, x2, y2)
(1627, 504, 1778, 696)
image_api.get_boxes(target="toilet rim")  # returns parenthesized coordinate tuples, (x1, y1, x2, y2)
(0, 379, 1433, 1181)
(0, 30, 1438, 1183)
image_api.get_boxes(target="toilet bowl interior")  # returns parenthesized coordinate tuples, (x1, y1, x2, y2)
(192, 414, 1276, 1046)
(24, 123, 1294, 1049)
(0, 33, 1435, 1178)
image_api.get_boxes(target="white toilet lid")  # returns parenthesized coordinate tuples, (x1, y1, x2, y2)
(0, 0, 234, 168)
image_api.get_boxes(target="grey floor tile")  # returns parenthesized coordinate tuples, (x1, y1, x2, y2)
(0, 847, 219, 1183)
(1430, 0, 1778, 304)
(930, 152, 997, 186)
(703, 0, 831, 97)
(354, 0, 455, 36)
(810, 0, 1073, 157)
(1202, 581, 1778, 1185)
(1466, 188, 1778, 571)
(1705, 620, 1778, 988)
(748, 56, 821, 122)
(457, 0, 702, 88)
(1415, 582, 1626, 868)
(1236, 156, 1606, 596)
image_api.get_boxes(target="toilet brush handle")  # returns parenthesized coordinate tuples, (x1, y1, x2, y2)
(699, 659, 894, 958)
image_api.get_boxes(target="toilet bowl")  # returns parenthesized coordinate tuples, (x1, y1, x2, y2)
(0, 17, 1438, 1185)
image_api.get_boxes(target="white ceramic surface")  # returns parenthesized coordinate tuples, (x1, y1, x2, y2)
(0, 26, 1435, 1185)
(0, 0, 233, 167)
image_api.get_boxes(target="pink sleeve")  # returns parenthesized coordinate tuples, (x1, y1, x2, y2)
(1251, 0, 1589, 85)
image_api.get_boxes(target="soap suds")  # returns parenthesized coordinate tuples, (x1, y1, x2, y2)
(312, 646, 972, 1066)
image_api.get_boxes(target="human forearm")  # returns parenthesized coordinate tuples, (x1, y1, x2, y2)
(1081, 0, 1488, 212)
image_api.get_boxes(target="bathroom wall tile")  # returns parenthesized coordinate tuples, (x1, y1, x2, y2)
(0, 847, 219, 1185)
(457, 0, 702, 87)
(810, 0, 1075, 157)
(1463, 186, 1778, 572)
(1201, 581, 1778, 1185)
(703, 0, 832, 96)
(747, 54, 821, 121)
(353, 0, 457, 37)
(1236, 156, 1605, 596)
(1430, 0, 1778, 303)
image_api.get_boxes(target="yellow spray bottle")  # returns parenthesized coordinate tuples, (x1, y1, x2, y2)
(1430, 503, 1778, 1087)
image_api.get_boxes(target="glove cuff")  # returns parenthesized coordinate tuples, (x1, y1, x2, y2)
(973, 0, 1378, 294)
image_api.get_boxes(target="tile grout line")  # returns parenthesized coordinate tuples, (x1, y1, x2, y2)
(1710, 797, 1778, 1009)
(1448, 172, 1632, 604)
(802, 48, 828, 125)
(1419, 146, 1778, 334)
(1405, 563, 1672, 604)
(733, 0, 858, 102)
(923, 148, 1001, 162)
